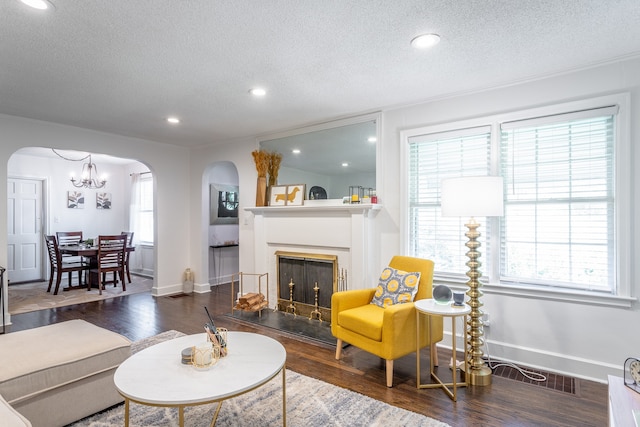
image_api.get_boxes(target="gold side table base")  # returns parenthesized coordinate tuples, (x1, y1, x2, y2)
(416, 307, 469, 401)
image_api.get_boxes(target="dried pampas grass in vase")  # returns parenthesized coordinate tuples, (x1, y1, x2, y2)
(252, 150, 269, 178)
(252, 149, 270, 206)
(268, 151, 282, 187)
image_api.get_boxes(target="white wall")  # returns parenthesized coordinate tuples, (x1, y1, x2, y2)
(378, 58, 640, 383)
(0, 114, 191, 327)
(2, 57, 637, 383)
(188, 57, 640, 383)
(9, 153, 129, 239)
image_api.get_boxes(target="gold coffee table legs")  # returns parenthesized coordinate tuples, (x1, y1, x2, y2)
(123, 367, 286, 427)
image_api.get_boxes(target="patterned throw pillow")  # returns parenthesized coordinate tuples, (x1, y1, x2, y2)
(370, 267, 421, 308)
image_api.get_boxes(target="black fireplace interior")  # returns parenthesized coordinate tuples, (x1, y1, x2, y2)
(277, 255, 335, 309)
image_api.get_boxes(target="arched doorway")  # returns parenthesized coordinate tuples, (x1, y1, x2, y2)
(6, 147, 155, 316)
(206, 161, 239, 287)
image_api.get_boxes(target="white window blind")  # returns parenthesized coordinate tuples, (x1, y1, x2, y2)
(407, 126, 492, 276)
(499, 107, 616, 292)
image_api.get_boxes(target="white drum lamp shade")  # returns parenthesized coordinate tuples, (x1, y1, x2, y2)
(441, 176, 503, 218)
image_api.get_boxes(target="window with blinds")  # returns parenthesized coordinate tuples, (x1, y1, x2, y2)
(407, 127, 492, 277)
(405, 102, 621, 294)
(500, 107, 617, 292)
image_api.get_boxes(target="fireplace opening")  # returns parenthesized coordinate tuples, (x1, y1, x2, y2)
(275, 251, 337, 320)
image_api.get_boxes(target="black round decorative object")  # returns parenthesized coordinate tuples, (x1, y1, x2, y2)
(433, 285, 452, 305)
(309, 186, 327, 200)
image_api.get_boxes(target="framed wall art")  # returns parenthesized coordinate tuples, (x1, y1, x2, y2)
(269, 184, 305, 206)
(67, 191, 84, 209)
(269, 185, 287, 206)
(284, 184, 305, 206)
(210, 184, 239, 224)
(96, 192, 112, 209)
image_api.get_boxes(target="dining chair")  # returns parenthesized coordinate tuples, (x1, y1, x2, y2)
(56, 231, 85, 263)
(103, 231, 134, 285)
(88, 235, 127, 295)
(44, 235, 90, 295)
(56, 231, 83, 246)
(120, 231, 134, 284)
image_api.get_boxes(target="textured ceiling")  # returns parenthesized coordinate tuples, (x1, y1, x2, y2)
(2, 0, 640, 149)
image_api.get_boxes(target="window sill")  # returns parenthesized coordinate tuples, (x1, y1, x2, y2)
(433, 277, 635, 308)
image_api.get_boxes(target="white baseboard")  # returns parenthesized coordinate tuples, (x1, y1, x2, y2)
(208, 274, 234, 286)
(440, 330, 617, 384)
(131, 269, 154, 278)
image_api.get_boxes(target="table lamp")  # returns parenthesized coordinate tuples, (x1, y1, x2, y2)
(441, 176, 503, 386)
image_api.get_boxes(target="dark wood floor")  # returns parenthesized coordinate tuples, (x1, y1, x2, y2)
(7, 282, 609, 427)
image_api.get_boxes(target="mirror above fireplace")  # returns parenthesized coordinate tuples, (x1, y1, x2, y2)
(259, 113, 380, 200)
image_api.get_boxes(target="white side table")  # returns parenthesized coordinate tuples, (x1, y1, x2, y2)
(415, 298, 471, 401)
(608, 375, 640, 426)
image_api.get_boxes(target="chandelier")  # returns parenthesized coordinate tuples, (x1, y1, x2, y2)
(71, 155, 107, 189)
(52, 150, 107, 189)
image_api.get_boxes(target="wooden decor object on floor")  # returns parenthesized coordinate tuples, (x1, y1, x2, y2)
(231, 272, 269, 317)
(234, 292, 268, 312)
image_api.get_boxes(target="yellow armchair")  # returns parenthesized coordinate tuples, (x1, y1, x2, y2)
(331, 256, 443, 387)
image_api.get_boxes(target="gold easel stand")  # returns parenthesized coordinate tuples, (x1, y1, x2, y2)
(463, 219, 492, 386)
(231, 272, 269, 317)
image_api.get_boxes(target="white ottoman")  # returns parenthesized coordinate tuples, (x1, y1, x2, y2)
(0, 319, 131, 427)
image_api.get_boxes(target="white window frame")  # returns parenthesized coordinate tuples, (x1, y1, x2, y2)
(400, 93, 632, 307)
(136, 174, 154, 245)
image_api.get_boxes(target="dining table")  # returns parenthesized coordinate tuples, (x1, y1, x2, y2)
(59, 243, 135, 258)
(59, 244, 135, 290)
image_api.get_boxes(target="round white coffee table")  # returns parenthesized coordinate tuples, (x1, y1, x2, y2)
(415, 298, 471, 401)
(114, 331, 287, 426)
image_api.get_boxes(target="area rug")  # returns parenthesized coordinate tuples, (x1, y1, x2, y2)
(70, 330, 450, 427)
(8, 275, 153, 315)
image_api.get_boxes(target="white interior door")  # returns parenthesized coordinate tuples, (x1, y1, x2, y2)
(7, 177, 44, 283)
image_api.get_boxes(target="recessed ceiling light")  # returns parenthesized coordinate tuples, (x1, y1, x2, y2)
(342, 162, 349, 167)
(292, 149, 301, 154)
(20, 0, 52, 10)
(410, 33, 441, 49)
(167, 117, 180, 124)
(249, 88, 267, 97)
(368, 136, 377, 143)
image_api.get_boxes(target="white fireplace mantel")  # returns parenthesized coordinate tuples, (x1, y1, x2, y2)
(245, 201, 381, 305)
(245, 201, 382, 216)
